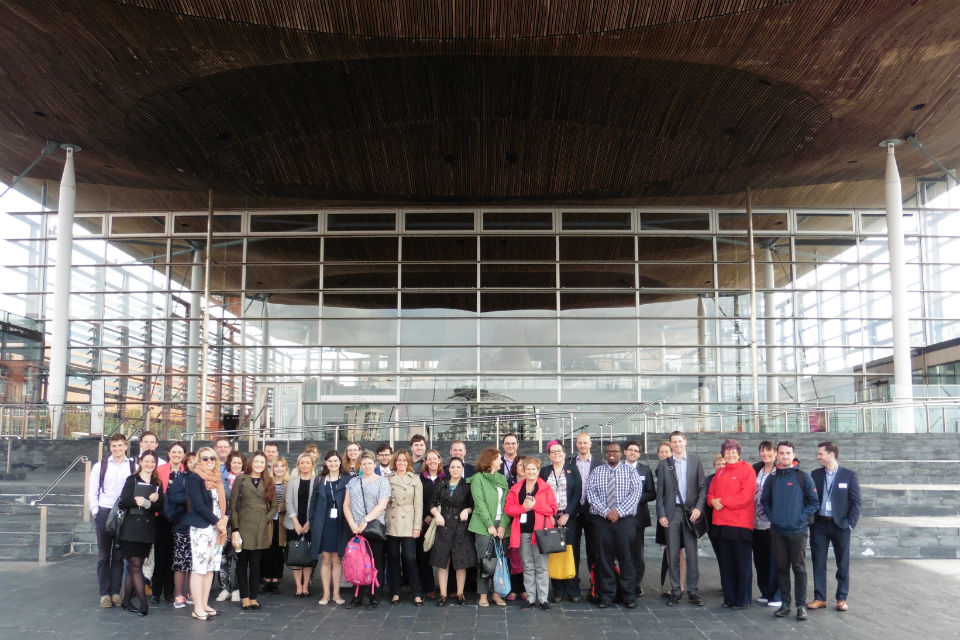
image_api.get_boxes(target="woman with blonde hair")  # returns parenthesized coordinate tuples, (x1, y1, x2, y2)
(185, 447, 228, 621)
(286, 452, 317, 597)
(261, 456, 289, 593)
(386, 449, 424, 605)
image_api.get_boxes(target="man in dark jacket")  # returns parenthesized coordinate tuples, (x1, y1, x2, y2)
(760, 441, 819, 622)
(624, 439, 657, 597)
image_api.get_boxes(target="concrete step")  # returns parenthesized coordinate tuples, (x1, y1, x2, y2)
(843, 460, 960, 485)
(859, 484, 960, 517)
(0, 542, 71, 561)
(855, 516, 960, 559)
(0, 517, 76, 534)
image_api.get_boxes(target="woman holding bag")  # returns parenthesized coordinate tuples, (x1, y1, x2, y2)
(343, 450, 391, 609)
(285, 453, 317, 597)
(228, 451, 277, 610)
(540, 439, 582, 602)
(386, 449, 424, 606)
(466, 448, 511, 607)
(505, 456, 557, 611)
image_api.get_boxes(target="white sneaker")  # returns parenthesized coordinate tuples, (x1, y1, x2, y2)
(216, 588, 230, 602)
(231, 590, 241, 602)
(767, 600, 782, 607)
(757, 597, 768, 604)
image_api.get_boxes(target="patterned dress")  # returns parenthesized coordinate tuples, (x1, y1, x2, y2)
(190, 489, 223, 575)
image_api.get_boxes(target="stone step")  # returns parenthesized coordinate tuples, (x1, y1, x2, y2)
(0, 517, 76, 534)
(859, 484, 960, 517)
(0, 542, 71, 561)
(854, 516, 960, 559)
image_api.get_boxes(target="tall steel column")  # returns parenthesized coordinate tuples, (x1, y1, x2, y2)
(47, 144, 80, 437)
(881, 139, 915, 432)
(763, 248, 779, 405)
(185, 250, 202, 431)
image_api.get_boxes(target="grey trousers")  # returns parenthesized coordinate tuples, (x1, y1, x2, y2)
(666, 509, 700, 594)
(520, 533, 550, 604)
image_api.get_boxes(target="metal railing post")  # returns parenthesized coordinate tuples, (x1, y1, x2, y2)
(425, 421, 431, 450)
(38, 505, 48, 565)
(495, 416, 500, 446)
(5, 437, 12, 474)
(83, 460, 91, 523)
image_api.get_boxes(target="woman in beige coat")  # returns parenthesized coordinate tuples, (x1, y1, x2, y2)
(386, 449, 424, 605)
(285, 453, 317, 597)
(228, 451, 277, 610)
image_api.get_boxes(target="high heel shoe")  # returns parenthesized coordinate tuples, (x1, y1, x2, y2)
(414, 597, 423, 607)
(456, 594, 466, 606)
(437, 597, 447, 607)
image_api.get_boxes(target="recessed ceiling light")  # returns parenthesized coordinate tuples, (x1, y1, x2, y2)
(847, 160, 858, 164)
(911, 103, 926, 111)
(33, 110, 47, 117)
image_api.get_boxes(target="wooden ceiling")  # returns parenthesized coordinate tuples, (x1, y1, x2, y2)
(2, 0, 959, 206)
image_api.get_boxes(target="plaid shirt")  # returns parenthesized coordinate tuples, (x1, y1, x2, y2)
(586, 462, 642, 518)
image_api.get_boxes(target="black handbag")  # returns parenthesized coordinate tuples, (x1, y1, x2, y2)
(104, 496, 126, 537)
(285, 534, 312, 567)
(479, 536, 498, 579)
(534, 525, 567, 554)
(360, 480, 386, 541)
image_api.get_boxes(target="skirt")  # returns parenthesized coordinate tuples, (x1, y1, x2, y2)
(190, 525, 223, 575)
(318, 516, 341, 554)
(172, 531, 192, 572)
(119, 539, 151, 559)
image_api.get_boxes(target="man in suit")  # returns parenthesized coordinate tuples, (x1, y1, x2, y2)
(586, 442, 643, 609)
(444, 440, 475, 478)
(807, 440, 861, 613)
(624, 439, 657, 597)
(572, 431, 603, 600)
(500, 433, 520, 486)
(656, 430, 706, 606)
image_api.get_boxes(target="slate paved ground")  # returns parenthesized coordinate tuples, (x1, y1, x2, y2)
(0, 554, 956, 640)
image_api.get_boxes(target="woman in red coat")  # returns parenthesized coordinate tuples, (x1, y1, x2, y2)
(707, 439, 757, 609)
(504, 457, 557, 611)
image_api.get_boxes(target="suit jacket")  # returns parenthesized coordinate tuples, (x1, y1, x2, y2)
(811, 465, 861, 529)
(655, 454, 706, 521)
(568, 454, 603, 511)
(625, 460, 657, 528)
(228, 474, 277, 550)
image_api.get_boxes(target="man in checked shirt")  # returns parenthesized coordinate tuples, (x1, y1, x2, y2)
(585, 442, 643, 609)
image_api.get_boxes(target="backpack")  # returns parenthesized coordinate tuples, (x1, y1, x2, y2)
(342, 535, 379, 597)
(99, 457, 136, 495)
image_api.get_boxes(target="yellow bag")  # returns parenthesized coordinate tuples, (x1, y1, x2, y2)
(547, 545, 575, 580)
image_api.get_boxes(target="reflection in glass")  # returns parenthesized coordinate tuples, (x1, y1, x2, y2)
(479, 318, 556, 345)
(560, 347, 635, 372)
(479, 347, 556, 371)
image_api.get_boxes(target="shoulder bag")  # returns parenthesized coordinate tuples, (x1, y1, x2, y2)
(360, 478, 386, 541)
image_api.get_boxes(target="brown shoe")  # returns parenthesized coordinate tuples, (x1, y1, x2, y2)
(836, 600, 848, 611)
(111, 594, 122, 607)
(806, 600, 827, 609)
(241, 597, 252, 610)
(100, 595, 113, 608)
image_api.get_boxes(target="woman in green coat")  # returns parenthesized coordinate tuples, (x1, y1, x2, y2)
(467, 448, 511, 607)
(228, 451, 278, 610)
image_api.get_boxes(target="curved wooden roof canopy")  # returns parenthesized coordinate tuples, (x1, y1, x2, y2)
(1, 0, 959, 208)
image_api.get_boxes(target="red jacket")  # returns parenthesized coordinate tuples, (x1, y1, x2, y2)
(504, 477, 558, 549)
(706, 459, 756, 530)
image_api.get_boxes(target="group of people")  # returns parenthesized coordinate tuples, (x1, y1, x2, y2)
(87, 429, 860, 619)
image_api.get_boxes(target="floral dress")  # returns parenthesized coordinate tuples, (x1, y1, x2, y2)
(190, 488, 224, 575)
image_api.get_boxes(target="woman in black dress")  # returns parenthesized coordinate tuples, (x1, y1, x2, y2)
(429, 457, 474, 606)
(418, 449, 445, 599)
(117, 450, 164, 616)
(309, 449, 349, 605)
(285, 453, 317, 597)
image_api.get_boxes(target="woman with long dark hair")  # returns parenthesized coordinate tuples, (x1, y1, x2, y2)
(261, 455, 289, 593)
(162, 446, 195, 608)
(418, 449, 445, 599)
(429, 456, 474, 606)
(229, 451, 277, 610)
(309, 449, 349, 605)
(117, 451, 164, 616)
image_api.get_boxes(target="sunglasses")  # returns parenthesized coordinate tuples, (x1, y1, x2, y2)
(201, 455, 216, 461)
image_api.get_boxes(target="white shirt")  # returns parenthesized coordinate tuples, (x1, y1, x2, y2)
(87, 456, 134, 514)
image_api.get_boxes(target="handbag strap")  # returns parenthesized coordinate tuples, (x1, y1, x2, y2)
(668, 463, 685, 507)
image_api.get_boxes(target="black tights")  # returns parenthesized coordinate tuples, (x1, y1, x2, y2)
(123, 556, 148, 612)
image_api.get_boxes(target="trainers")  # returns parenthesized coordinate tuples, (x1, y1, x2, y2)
(757, 597, 768, 604)
(231, 590, 241, 602)
(796, 606, 808, 621)
(173, 597, 187, 609)
(185, 594, 194, 605)
(767, 600, 782, 607)
(111, 594, 122, 607)
(216, 588, 230, 602)
(774, 605, 791, 618)
(100, 595, 113, 608)
(540, 602, 552, 612)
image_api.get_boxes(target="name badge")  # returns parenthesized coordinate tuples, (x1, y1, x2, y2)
(838, 483, 848, 489)
(824, 500, 832, 512)
(330, 507, 338, 519)
(519, 513, 528, 524)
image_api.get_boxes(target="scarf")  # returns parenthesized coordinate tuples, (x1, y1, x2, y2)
(194, 462, 227, 545)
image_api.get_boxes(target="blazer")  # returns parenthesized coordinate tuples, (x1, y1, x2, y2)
(386, 472, 424, 537)
(228, 474, 277, 550)
(285, 473, 317, 530)
(568, 454, 603, 510)
(308, 474, 349, 560)
(182, 473, 223, 529)
(539, 460, 583, 520)
(504, 477, 558, 549)
(810, 465, 861, 530)
(655, 454, 706, 521)
(117, 474, 164, 544)
(625, 460, 657, 528)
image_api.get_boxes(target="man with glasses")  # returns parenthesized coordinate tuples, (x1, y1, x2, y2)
(623, 439, 656, 597)
(375, 442, 394, 476)
(585, 442, 643, 609)
(500, 433, 520, 486)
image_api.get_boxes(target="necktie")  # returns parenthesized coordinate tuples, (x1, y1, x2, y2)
(607, 469, 617, 512)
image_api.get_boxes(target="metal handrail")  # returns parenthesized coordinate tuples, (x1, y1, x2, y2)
(31, 454, 89, 506)
(2, 434, 21, 474)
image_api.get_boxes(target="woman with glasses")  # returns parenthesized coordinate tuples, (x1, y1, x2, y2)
(541, 439, 582, 602)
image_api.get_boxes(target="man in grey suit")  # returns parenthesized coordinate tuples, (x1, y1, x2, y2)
(656, 430, 706, 606)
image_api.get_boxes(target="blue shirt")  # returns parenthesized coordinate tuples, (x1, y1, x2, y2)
(672, 455, 688, 504)
(820, 467, 838, 516)
(576, 456, 593, 504)
(586, 462, 642, 518)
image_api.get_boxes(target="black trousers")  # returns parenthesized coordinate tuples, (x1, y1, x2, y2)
(387, 536, 422, 597)
(151, 516, 174, 599)
(632, 525, 646, 595)
(573, 510, 596, 595)
(95, 507, 125, 596)
(236, 549, 264, 599)
(770, 530, 807, 607)
(752, 528, 780, 600)
(810, 517, 851, 601)
(590, 514, 637, 604)
(261, 522, 285, 581)
(415, 534, 436, 594)
(717, 538, 753, 607)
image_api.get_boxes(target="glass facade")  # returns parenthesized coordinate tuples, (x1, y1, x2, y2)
(3, 206, 960, 436)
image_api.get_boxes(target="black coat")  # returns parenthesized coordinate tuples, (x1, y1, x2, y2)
(118, 475, 164, 544)
(428, 479, 476, 570)
(420, 473, 444, 528)
(625, 461, 657, 528)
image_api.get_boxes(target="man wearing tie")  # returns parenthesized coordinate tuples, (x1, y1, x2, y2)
(807, 441, 861, 613)
(655, 430, 706, 606)
(585, 442, 643, 609)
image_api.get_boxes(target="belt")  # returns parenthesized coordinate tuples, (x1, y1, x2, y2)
(815, 515, 834, 522)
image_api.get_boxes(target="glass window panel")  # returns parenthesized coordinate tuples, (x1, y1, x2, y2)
(561, 264, 634, 288)
(860, 213, 888, 234)
(324, 263, 397, 288)
(480, 347, 556, 371)
(105, 239, 166, 264)
(478, 376, 557, 403)
(245, 237, 321, 263)
(481, 292, 555, 312)
(405, 212, 475, 231)
(637, 236, 713, 261)
(325, 236, 398, 261)
(640, 210, 710, 231)
(400, 347, 475, 372)
(480, 236, 554, 261)
(250, 213, 318, 233)
(403, 236, 476, 261)
(320, 375, 396, 397)
(560, 292, 634, 312)
(76, 215, 103, 235)
(638, 346, 707, 373)
(793, 237, 858, 263)
(638, 297, 715, 318)
(245, 298, 319, 319)
(482, 263, 555, 288)
(479, 318, 557, 345)
(327, 212, 396, 232)
(561, 376, 636, 403)
(401, 318, 475, 345)
(173, 214, 241, 234)
(796, 212, 853, 232)
(322, 347, 396, 373)
(559, 235, 633, 261)
(322, 319, 397, 346)
(643, 375, 707, 404)
(111, 214, 166, 235)
(403, 264, 476, 288)
(560, 318, 635, 345)
(483, 211, 552, 231)
(561, 211, 632, 231)
(399, 376, 478, 403)
(323, 293, 396, 313)
(638, 318, 710, 345)
(717, 210, 787, 231)
(560, 347, 636, 372)
(402, 292, 476, 312)
(638, 263, 711, 288)
(246, 265, 319, 291)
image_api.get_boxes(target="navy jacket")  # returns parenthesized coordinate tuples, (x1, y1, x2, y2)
(308, 474, 349, 559)
(182, 473, 223, 529)
(810, 466, 861, 530)
(539, 459, 583, 520)
(164, 470, 191, 533)
(760, 466, 819, 535)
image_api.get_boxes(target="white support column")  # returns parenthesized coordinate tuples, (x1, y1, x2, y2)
(47, 145, 80, 437)
(881, 139, 915, 432)
(185, 250, 202, 432)
(697, 295, 709, 433)
(763, 248, 779, 405)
